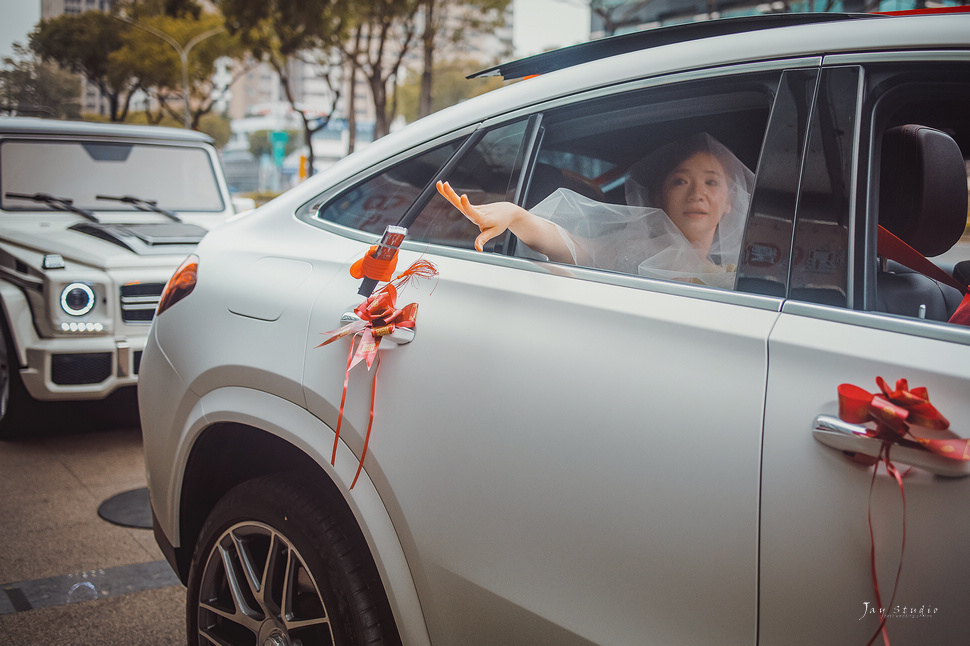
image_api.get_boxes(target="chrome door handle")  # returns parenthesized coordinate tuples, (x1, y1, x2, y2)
(340, 311, 415, 345)
(813, 414, 970, 478)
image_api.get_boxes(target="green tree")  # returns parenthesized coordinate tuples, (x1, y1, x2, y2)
(346, 0, 421, 140)
(247, 129, 302, 158)
(219, 0, 350, 176)
(397, 57, 503, 123)
(0, 44, 81, 119)
(415, 0, 511, 120)
(112, 7, 246, 129)
(163, 0, 203, 19)
(29, 11, 142, 121)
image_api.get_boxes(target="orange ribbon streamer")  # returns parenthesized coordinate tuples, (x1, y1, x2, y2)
(836, 378, 967, 646)
(317, 259, 437, 489)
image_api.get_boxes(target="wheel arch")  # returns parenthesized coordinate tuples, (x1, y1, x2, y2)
(175, 421, 327, 581)
(0, 280, 37, 367)
(170, 408, 432, 646)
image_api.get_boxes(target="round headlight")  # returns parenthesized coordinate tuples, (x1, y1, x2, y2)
(60, 282, 95, 317)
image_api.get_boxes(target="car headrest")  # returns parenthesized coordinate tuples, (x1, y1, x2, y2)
(879, 124, 968, 257)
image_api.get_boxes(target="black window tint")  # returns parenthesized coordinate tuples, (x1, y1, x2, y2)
(409, 120, 529, 251)
(515, 72, 781, 289)
(789, 66, 859, 308)
(318, 141, 460, 234)
(737, 69, 819, 298)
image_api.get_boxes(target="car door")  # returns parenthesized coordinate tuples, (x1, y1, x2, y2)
(759, 62, 970, 644)
(301, 69, 796, 644)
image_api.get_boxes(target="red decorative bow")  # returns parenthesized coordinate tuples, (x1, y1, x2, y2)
(838, 377, 968, 462)
(836, 378, 966, 646)
(317, 259, 437, 489)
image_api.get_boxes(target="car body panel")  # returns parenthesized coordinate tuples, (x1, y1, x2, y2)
(761, 308, 970, 644)
(300, 245, 777, 643)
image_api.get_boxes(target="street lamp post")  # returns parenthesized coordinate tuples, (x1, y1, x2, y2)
(116, 17, 224, 128)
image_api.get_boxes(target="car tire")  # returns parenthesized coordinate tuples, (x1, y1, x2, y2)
(186, 473, 400, 646)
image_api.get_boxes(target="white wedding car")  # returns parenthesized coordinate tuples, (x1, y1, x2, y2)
(141, 12, 970, 645)
(0, 118, 238, 438)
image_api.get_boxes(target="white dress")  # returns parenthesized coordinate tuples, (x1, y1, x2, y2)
(521, 133, 755, 290)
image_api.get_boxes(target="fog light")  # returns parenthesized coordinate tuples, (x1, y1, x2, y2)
(60, 283, 95, 316)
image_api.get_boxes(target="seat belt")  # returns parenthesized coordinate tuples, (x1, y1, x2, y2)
(877, 225, 970, 325)
(877, 226, 966, 294)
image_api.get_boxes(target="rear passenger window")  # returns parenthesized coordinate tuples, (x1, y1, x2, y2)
(317, 141, 461, 234)
(408, 119, 530, 251)
(502, 72, 781, 290)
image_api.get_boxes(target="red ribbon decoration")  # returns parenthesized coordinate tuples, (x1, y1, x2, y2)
(838, 377, 968, 462)
(836, 378, 967, 646)
(350, 244, 399, 283)
(317, 259, 437, 489)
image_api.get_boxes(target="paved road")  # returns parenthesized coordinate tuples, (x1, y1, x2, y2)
(0, 390, 185, 645)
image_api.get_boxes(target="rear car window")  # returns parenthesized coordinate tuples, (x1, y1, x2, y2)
(317, 141, 461, 235)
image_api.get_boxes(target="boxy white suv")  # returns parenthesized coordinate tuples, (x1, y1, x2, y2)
(141, 12, 970, 646)
(0, 118, 237, 438)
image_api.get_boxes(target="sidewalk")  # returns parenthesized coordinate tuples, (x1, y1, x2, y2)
(0, 406, 184, 645)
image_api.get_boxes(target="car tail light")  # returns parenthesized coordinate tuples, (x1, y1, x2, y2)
(156, 255, 198, 316)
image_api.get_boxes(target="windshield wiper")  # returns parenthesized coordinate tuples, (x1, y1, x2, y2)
(96, 194, 182, 222)
(4, 192, 99, 222)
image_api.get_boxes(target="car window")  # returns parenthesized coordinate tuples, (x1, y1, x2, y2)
(737, 69, 820, 298)
(864, 61, 970, 324)
(408, 119, 530, 251)
(501, 72, 781, 290)
(316, 140, 462, 235)
(0, 140, 225, 212)
(788, 66, 859, 309)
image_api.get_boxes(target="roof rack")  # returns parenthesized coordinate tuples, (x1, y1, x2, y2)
(469, 12, 882, 81)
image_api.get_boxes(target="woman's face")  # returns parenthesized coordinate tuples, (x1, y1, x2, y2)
(660, 151, 731, 253)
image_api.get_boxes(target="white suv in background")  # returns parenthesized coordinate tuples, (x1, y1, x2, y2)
(141, 11, 970, 646)
(0, 118, 238, 438)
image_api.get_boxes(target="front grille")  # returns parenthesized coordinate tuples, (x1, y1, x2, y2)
(120, 283, 165, 323)
(51, 353, 112, 385)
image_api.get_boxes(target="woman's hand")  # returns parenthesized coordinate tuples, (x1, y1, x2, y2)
(436, 181, 527, 252)
(435, 180, 581, 264)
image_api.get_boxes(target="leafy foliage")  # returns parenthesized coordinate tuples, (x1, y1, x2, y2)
(29, 11, 139, 121)
(219, 0, 351, 174)
(397, 58, 503, 123)
(0, 45, 81, 119)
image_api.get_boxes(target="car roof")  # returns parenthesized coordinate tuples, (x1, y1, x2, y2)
(470, 12, 883, 80)
(279, 10, 970, 212)
(0, 117, 214, 144)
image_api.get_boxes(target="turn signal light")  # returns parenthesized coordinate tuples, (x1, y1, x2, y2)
(157, 255, 198, 316)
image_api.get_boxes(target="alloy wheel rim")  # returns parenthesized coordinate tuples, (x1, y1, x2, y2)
(197, 521, 334, 646)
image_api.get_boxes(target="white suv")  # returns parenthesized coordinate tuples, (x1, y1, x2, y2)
(0, 118, 237, 438)
(141, 12, 970, 646)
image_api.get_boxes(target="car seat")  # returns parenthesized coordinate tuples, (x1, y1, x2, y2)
(524, 163, 605, 209)
(875, 124, 968, 320)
